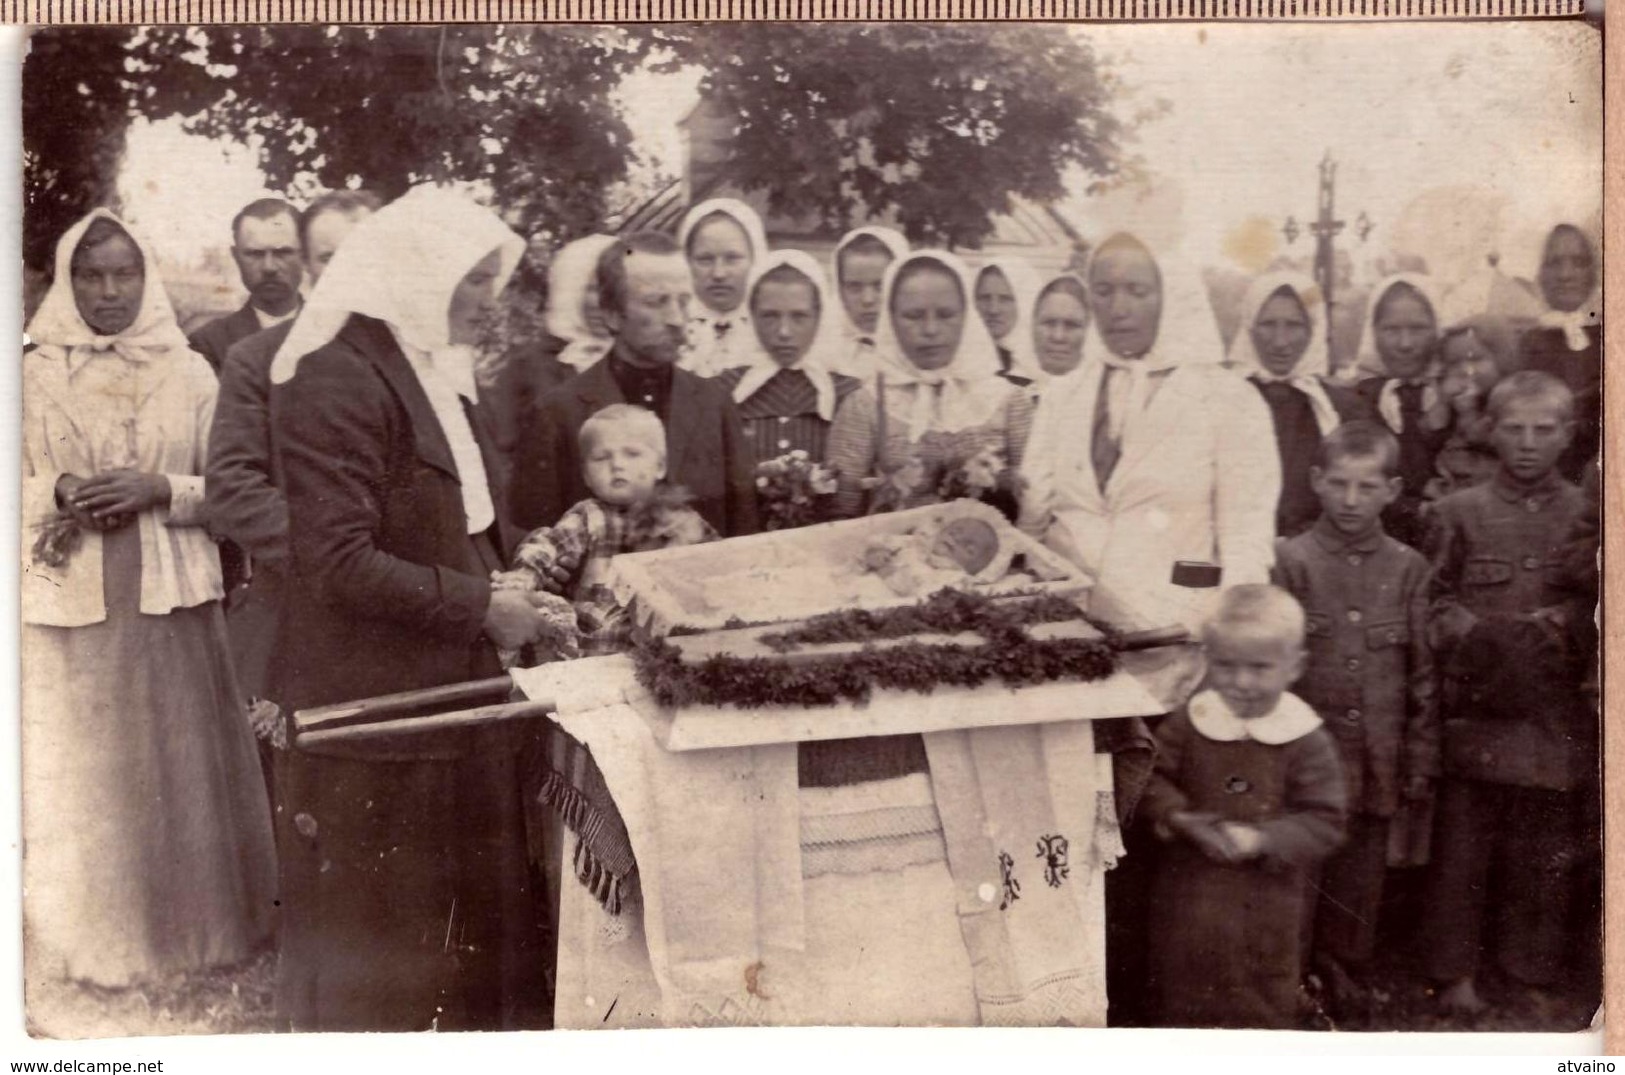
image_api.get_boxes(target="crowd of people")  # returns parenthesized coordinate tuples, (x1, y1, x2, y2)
(20, 181, 1601, 1032)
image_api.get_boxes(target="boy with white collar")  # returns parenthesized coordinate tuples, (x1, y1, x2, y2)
(1140, 584, 1348, 1028)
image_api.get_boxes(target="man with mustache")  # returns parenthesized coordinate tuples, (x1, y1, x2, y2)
(509, 230, 759, 537)
(206, 190, 381, 724)
(188, 198, 304, 374)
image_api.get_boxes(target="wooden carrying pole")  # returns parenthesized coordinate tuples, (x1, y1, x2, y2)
(288, 626, 1188, 748)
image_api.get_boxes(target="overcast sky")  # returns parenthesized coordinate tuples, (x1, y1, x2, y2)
(119, 20, 1600, 286)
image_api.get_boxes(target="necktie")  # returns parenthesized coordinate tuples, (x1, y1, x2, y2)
(1091, 368, 1122, 492)
(1397, 382, 1424, 430)
(713, 321, 732, 340)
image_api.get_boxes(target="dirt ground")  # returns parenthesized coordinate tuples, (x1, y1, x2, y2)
(22, 877, 1600, 1040)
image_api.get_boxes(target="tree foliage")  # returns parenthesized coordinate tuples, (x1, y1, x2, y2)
(23, 23, 1131, 266)
(22, 27, 136, 271)
(657, 23, 1125, 249)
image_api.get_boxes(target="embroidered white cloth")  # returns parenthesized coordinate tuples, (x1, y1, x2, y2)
(512, 657, 804, 1025)
(22, 208, 221, 626)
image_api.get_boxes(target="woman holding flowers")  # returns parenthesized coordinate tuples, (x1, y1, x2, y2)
(21, 210, 277, 997)
(716, 249, 861, 529)
(825, 250, 1035, 519)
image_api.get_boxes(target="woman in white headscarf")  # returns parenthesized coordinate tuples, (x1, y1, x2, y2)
(490, 232, 616, 456)
(21, 210, 277, 992)
(1351, 272, 1451, 549)
(974, 256, 1044, 386)
(1027, 271, 1094, 403)
(268, 185, 549, 1033)
(716, 249, 865, 474)
(1019, 232, 1279, 634)
(830, 225, 910, 381)
(1226, 270, 1368, 537)
(1518, 222, 1601, 479)
(825, 250, 1035, 519)
(677, 198, 771, 377)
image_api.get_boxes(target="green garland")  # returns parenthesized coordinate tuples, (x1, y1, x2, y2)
(757, 588, 1096, 652)
(632, 588, 1120, 710)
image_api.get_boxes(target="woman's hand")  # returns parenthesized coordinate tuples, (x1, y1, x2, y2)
(70, 470, 171, 525)
(55, 474, 123, 531)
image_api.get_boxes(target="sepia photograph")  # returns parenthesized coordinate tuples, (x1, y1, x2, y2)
(12, 14, 1605, 1051)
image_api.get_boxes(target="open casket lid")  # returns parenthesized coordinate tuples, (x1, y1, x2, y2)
(606, 499, 1090, 638)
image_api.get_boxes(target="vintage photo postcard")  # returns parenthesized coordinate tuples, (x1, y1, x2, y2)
(5, 6, 1610, 1064)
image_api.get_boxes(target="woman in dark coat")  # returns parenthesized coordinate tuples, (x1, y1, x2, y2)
(268, 186, 554, 1033)
(1225, 270, 1368, 538)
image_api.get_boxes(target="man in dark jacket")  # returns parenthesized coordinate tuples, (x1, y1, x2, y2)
(207, 190, 382, 704)
(507, 230, 759, 536)
(188, 198, 304, 372)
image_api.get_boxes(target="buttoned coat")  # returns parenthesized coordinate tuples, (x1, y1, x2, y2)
(1274, 520, 1438, 816)
(268, 313, 518, 718)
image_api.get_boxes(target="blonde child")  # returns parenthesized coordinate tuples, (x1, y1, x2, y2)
(494, 404, 717, 656)
(1140, 584, 1348, 1028)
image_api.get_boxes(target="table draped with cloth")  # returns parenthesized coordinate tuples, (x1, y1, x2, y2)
(512, 639, 1182, 1028)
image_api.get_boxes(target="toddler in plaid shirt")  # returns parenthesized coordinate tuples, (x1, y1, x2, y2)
(494, 404, 717, 656)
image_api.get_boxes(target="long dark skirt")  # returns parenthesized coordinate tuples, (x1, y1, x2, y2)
(1147, 843, 1308, 1029)
(274, 724, 549, 1032)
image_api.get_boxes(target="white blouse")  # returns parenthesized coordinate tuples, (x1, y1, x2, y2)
(22, 346, 222, 627)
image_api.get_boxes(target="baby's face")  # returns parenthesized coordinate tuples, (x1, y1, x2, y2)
(926, 517, 999, 574)
(584, 426, 665, 506)
(1204, 626, 1305, 720)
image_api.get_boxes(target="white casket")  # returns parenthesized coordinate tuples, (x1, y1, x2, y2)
(509, 502, 1182, 1028)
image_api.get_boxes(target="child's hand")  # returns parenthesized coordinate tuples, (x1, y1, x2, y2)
(490, 569, 534, 591)
(1217, 821, 1266, 862)
(1167, 810, 1238, 862)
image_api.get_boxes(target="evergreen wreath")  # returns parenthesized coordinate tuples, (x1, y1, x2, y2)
(632, 588, 1120, 710)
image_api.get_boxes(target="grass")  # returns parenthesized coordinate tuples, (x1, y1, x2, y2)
(26, 950, 277, 1040)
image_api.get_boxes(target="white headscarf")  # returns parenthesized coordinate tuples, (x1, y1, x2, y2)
(1027, 271, 1092, 396)
(269, 185, 524, 535)
(270, 185, 525, 389)
(676, 198, 771, 318)
(1534, 223, 1602, 352)
(543, 233, 617, 373)
(873, 250, 1013, 441)
(1224, 270, 1341, 437)
(731, 249, 842, 422)
(831, 225, 910, 339)
(975, 256, 1044, 382)
(1081, 232, 1224, 445)
(1354, 272, 1446, 434)
(26, 208, 193, 369)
